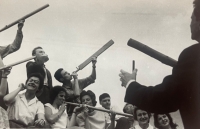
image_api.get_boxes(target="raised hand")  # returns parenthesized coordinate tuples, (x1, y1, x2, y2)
(2, 67, 12, 77)
(91, 57, 97, 66)
(71, 71, 78, 79)
(119, 69, 138, 87)
(18, 20, 25, 31)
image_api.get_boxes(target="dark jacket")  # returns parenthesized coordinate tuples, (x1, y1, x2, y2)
(125, 43, 200, 129)
(26, 61, 52, 104)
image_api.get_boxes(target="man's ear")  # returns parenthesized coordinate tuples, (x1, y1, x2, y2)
(60, 78, 64, 82)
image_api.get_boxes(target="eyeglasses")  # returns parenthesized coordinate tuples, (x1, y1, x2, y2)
(29, 79, 40, 84)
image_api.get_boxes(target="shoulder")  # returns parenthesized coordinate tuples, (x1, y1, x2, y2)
(26, 61, 35, 66)
(45, 103, 52, 108)
(36, 100, 44, 108)
(178, 43, 199, 61)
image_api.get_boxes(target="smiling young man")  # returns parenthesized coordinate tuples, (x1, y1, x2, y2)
(99, 93, 111, 110)
(3, 73, 45, 128)
(26, 47, 52, 104)
(54, 57, 97, 117)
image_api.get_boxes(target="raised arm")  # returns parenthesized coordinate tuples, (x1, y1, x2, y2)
(0, 67, 12, 97)
(71, 72, 80, 97)
(1, 20, 24, 58)
(3, 83, 25, 105)
(45, 103, 67, 124)
(78, 57, 97, 90)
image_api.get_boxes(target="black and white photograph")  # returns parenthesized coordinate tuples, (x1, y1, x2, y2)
(0, 0, 199, 128)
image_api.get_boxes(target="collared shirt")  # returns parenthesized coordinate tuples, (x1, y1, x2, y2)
(76, 110, 111, 129)
(134, 124, 154, 129)
(45, 103, 69, 128)
(7, 93, 44, 126)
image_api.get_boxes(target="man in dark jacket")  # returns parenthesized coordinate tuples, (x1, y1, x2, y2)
(26, 46, 52, 104)
(119, 0, 200, 128)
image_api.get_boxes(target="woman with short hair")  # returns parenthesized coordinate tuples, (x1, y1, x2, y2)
(75, 90, 115, 129)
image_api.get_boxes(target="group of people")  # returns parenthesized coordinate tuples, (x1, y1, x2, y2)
(0, 0, 200, 128)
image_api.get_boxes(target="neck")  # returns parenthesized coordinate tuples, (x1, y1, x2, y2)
(52, 101, 60, 109)
(25, 91, 35, 100)
(139, 123, 149, 129)
(162, 125, 172, 129)
(63, 80, 71, 86)
(35, 59, 44, 65)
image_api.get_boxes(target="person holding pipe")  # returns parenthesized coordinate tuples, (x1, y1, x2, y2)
(115, 104, 136, 129)
(0, 20, 24, 110)
(3, 73, 45, 128)
(54, 57, 97, 117)
(74, 90, 115, 129)
(0, 67, 12, 128)
(26, 46, 52, 104)
(119, 0, 200, 128)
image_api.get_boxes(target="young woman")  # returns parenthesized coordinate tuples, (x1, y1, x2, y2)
(74, 90, 115, 129)
(45, 86, 69, 128)
(4, 73, 45, 128)
(134, 107, 154, 129)
(154, 113, 178, 129)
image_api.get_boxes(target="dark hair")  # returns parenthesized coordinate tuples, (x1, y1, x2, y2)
(80, 90, 97, 106)
(154, 113, 178, 129)
(25, 73, 44, 90)
(49, 86, 67, 104)
(123, 103, 130, 113)
(54, 68, 64, 83)
(99, 93, 110, 102)
(134, 107, 151, 122)
(32, 46, 43, 56)
(194, 0, 200, 20)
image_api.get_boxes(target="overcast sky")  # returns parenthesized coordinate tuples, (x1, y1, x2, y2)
(0, 0, 195, 128)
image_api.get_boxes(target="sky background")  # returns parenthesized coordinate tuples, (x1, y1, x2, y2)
(0, 0, 196, 128)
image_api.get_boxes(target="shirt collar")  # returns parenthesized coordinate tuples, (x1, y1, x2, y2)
(19, 92, 39, 106)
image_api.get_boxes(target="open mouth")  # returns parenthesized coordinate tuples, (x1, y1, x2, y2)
(28, 83, 36, 88)
(162, 120, 168, 125)
(140, 118, 148, 123)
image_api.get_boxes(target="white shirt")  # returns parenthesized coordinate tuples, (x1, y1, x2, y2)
(45, 103, 69, 128)
(134, 124, 154, 129)
(7, 93, 44, 126)
(43, 67, 48, 86)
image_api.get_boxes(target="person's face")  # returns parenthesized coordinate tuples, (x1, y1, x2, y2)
(136, 109, 149, 125)
(60, 70, 72, 81)
(35, 48, 49, 63)
(100, 97, 111, 109)
(81, 95, 93, 106)
(26, 77, 40, 91)
(190, 12, 200, 40)
(124, 104, 135, 114)
(55, 91, 66, 106)
(157, 114, 170, 127)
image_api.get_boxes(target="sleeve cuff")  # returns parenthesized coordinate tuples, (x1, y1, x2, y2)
(126, 80, 135, 89)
